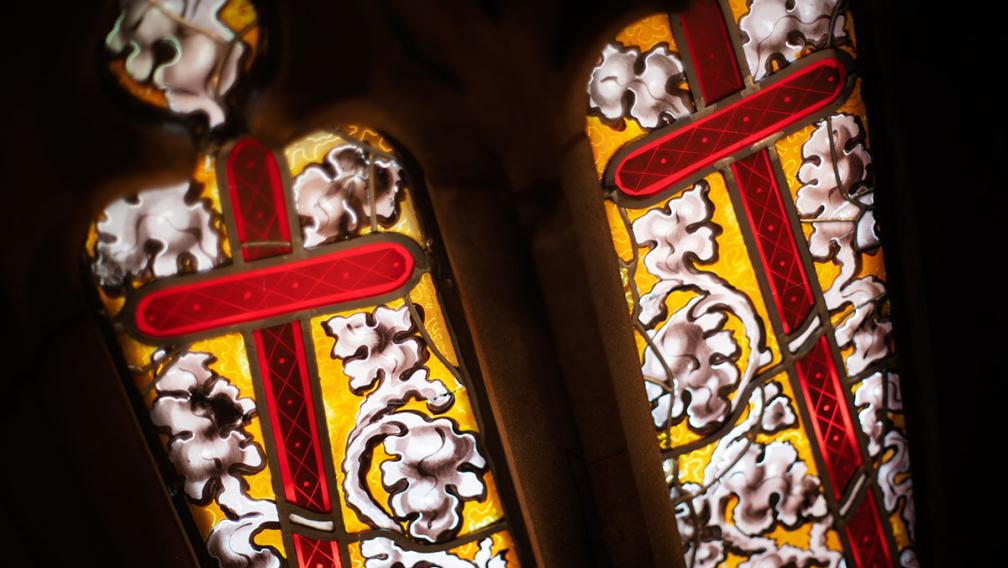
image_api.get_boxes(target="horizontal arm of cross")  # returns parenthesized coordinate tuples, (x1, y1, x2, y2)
(126, 234, 424, 341)
(605, 51, 852, 202)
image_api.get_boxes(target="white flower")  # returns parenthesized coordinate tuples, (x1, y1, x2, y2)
(381, 413, 488, 542)
(326, 305, 486, 544)
(879, 430, 915, 539)
(673, 384, 839, 567)
(760, 381, 797, 433)
(797, 114, 891, 375)
(634, 184, 771, 431)
(719, 441, 827, 534)
(739, 0, 847, 80)
(324, 305, 426, 392)
(206, 477, 281, 568)
(106, 0, 248, 126)
(853, 372, 902, 457)
(150, 352, 262, 501)
(294, 145, 403, 247)
(796, 114, 877, 259)
(94, 183, 221, 288)
(643, 296, 740, 431)
(633, 184, 718, 295)
(588, 43, 693, 128)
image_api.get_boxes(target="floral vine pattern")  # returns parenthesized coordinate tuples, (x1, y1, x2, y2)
(796, 113, 890, 376)
(105, 0, 250, 126)
(323, 305, 490, 544)
(294, 144, 405, 248)
(673, 381, 841, 568)
(739, 0, 847, 80)
(361, 537, 507, 568)
(633, 183, 772, 433)
(588, 6, 920, 565)
(854, 372, 915, 540)
(587, 43, 694, 129)
(93, 183, 223, 289)
(150, 351, 280, 568)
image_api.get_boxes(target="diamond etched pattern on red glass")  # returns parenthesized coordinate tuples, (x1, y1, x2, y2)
(135, 243, 414, 338)
(845, 492, 892, 568)
(732, 150, 815, 333)
(614, 58, 844, 197)
(795, 337, 861, 497)
(256, 322, 331, 513)
(293, 534, 342, 568)
(226, 138, 292, 261)
(679, 0, 743, 103)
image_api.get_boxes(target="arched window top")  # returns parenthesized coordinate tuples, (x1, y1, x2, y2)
(583, 3, 916, 567)
(87, 3, 522, 566)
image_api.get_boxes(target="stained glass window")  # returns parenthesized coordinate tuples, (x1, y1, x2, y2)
(585, 2, 916, 566)
(88, 2, 520, 566)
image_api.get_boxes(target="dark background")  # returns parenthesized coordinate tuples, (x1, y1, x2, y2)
(0, 1, 1000, 566)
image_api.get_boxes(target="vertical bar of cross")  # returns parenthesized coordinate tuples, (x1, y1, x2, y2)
(224, 138, 342, 567)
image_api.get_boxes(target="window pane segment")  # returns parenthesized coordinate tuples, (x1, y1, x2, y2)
(586, 4, 916, 566)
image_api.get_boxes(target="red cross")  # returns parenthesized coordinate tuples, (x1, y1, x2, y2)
(294, 534, 342, 568)
(606, 3, 892, 567)
(126, 138, 420, 568)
